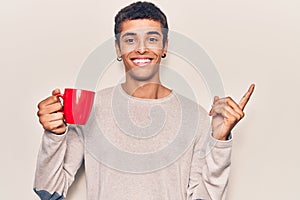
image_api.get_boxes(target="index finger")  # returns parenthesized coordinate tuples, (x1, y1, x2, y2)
(238, 83, 255, 110)
(37, 96, 60, 109)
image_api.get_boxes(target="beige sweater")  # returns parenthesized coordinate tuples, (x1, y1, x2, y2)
(34, 85, 232, 200)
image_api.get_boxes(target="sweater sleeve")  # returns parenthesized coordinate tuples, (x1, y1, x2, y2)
(187, 115, 232, 200)
(33, 125, 84, 200)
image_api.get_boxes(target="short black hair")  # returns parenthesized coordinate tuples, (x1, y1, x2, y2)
(114, 1, 168, 46)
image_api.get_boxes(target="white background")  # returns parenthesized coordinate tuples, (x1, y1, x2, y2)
(1, 0, 299, 199)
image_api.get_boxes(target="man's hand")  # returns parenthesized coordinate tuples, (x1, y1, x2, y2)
(209, 84, 255, 140)
(37, 89, 66, 135)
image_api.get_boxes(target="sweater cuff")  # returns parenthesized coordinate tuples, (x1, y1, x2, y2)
(44, 126, 69, 142)
(209, 133, 232, 149)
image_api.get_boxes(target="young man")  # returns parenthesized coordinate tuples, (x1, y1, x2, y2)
(34, 1, 254, 200)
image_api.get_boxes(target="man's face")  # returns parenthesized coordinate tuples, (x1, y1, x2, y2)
(115, 19, 168, 82)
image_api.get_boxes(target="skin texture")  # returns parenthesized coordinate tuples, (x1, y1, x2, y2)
(37, 19, 255, 140)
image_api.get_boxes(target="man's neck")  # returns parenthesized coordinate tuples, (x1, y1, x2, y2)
(121, 81, 171, 99)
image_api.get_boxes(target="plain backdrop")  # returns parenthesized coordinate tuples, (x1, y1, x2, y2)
(1, 0, 299, 199)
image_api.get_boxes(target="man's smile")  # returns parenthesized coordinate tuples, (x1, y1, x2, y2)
(131, 57, 153, 67)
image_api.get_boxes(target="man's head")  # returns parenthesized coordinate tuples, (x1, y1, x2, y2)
(114, 1, 169, 46)
(114, 2, 169, 83)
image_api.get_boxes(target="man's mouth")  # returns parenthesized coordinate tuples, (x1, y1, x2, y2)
(131, 58, 152, 66)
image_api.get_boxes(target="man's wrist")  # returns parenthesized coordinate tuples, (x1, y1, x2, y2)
(212, 132, 232, 141)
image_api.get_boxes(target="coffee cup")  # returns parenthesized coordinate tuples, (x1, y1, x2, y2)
(56, 88, 95, 125)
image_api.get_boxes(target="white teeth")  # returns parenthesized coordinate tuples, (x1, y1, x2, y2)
(132, 59, 151, 64)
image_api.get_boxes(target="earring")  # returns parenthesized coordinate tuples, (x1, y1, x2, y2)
(117, 57, 122, 61)
(161, 53, 166, 58)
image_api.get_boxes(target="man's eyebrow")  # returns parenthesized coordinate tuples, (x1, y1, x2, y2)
(121, 32, 136, 38)
(147, 31, 161, 36)
(121, 31, 161, 38)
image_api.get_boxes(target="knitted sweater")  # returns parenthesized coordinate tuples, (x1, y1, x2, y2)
(34, 85, 232, 200)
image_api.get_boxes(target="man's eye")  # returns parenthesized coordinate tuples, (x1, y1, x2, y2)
(148, 37, 158, 42)
(125, 38, 135, 43)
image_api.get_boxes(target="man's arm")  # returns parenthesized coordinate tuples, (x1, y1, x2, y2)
(187, 115, 232, 200)
(188, 84, 255, 199)
(34, 127, 84, 199)
(34, 89, 84, 199)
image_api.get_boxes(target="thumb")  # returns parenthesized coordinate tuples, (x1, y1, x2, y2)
(209, 96, 219, 116)
(213, 96, 219, 103)
(52, 88, 61, 96)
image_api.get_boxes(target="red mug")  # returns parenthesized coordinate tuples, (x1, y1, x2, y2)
(56, 88, 95, 125)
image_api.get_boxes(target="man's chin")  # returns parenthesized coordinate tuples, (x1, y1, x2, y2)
(127, 70, 158, 82)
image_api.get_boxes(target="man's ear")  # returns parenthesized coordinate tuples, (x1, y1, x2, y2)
(115, 40, 122, 58)
(163, 39, 168, 55)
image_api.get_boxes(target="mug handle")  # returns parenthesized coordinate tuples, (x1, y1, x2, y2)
(55, 93, 65, 99)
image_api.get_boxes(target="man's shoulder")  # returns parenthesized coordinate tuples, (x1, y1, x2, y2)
(94, 85, 122, 102)
(174, 92, 208, 117)
(95, 85, 116, 97)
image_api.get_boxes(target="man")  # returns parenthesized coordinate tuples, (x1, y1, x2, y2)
(34, 1, 254, 200)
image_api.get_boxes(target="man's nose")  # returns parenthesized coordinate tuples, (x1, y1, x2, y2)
(136, 41, 148, 54)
